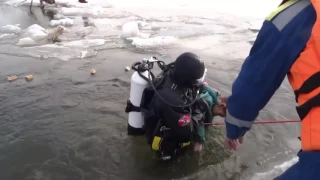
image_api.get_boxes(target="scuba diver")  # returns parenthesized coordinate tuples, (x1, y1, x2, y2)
(138, 52, 226, 160)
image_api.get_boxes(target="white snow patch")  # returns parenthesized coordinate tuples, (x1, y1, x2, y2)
(26, 24, 45, 32)
(5, 0, 112, 8)
(16, 37, 37, 46)
(50, 18, 74, 27)
(137, 21, 160, 30)
(0, 24, 21, 34)
(128, 36, 176, 49)
(60, 39, 106, 48)
(20, 24, 48, 42)
(0, 33, 17, 40)
(15, 24, 67, 46)
(60, 6, 106, 16)
(53, 13, 65, 20)
(121, 21, 140, 38)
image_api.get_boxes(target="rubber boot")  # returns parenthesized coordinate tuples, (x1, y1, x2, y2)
(79, 0, 87, 3)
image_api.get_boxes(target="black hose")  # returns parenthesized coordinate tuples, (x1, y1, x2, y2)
(132, 58, 199, 108)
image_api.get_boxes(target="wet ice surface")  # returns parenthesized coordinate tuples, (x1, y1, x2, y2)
(0, 0, 273, 61)
(0, 0, 301, 180)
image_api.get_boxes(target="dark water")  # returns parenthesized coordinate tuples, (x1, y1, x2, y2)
(0, 3, 301, 180)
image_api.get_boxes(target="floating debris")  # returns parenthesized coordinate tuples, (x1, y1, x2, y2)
(125, 66, 131, 72)
(91, 69, 96, 75)
(8, 76, 17, 82)
(25, 75, 34, 82)
(52, 36, 61, 43)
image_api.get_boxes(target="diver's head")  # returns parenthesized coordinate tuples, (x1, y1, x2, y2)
(171, 52, 205, 86)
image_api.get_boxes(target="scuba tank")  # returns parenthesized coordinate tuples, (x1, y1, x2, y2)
(126, 69, 151, 135)
(125, 57, 161, 135)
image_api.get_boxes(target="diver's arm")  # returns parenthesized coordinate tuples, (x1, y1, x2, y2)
(225, 16, 314, 139)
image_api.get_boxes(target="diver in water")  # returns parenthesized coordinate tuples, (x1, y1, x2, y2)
(140, 52, 226, 159)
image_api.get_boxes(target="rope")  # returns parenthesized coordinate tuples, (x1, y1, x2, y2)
(203, 120, 300, 126)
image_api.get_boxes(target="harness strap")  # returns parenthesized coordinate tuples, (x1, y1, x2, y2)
(294, 72, 320, 120)
(125, 100, 141, 113)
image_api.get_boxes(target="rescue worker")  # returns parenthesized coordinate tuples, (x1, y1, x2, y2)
(140, 52, 226, 159)
(220, 0, 319, 179)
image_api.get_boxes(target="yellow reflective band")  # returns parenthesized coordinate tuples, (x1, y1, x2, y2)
(181, 141, 191, 148)
(266, 0, 299, 21)
(152, 136, 162, 150)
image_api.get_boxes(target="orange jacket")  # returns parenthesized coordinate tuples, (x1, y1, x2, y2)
(288, 0, 320, 151)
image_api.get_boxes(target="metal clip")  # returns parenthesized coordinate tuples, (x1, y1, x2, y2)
(161, 155, 171, 161)
(142, 56, 158, 63)
(160, 152, 171, 161)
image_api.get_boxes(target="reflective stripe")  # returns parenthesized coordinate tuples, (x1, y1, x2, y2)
(272, 0, 311, 31)
(266, 0, 299, 21)
(225, 110, 253, 128)
(181, 141, 191, 148)
(152, 136, 162, 150)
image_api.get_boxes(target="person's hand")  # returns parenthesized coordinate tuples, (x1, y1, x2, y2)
(212, 104, 226, 117)
(224, 136, 244, 151)
(218, 97, 228, 107)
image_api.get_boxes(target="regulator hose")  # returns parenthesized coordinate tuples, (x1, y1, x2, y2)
(131, 57, 200, 108)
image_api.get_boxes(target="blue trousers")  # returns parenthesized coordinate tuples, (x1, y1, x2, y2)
(275, 151, 320, 180)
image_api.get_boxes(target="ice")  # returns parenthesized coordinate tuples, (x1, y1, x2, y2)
(0, 24, 21, 34)
(128, 36, 176, 49)
(60, 39, 106, 48)
(1, 0, 280, 62)
(26, 24, 46, 32)
(4, 0, 279, 18)
(14, 24, 68, 46)
(121, 21, 139, 38)
(21, 24, 48, 41)
(60, 5, 107, 16)
(50, 18, 74, 27)
(60, 7, 88, 16)
(138, 33, 151, 39)
(46, 25, 68, 38)
(251, 157, 299, 180)
(16, 37, 37, 46)
(150, 22, 161, 30)
(21, 29, 47, 39)
(29, 31, 48, 41)
(137, 21, 160, 30)
(53, 13, 65, 20)
(0, 33, 17, 40)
